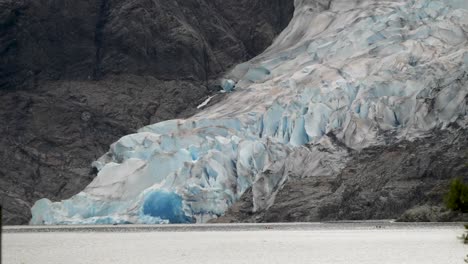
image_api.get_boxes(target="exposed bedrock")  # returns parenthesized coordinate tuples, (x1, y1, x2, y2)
(0, 0, 294, 224)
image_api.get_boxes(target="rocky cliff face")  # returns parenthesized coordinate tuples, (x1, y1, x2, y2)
(1, 0, 293, 88)
(0, 0, 294, 224)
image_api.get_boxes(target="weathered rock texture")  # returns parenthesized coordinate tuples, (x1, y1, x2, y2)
(0, 0, 294, 224)
(216, 128, 468, 223)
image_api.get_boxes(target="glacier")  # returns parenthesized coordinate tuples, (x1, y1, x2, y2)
(30, 0, 468, 225)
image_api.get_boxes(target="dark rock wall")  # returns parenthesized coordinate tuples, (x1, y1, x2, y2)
(1, 0, 100, 89)
(0, 0, 294, 224)
(1, 0, 294, 90)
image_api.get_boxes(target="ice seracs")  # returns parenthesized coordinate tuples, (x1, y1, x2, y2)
(221, 79, 236, 92)
(31, 0, 468, 225)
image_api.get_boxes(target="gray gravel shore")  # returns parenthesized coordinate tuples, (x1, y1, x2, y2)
(3, 221, 465, 233)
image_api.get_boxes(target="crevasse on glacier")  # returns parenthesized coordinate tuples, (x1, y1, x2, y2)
(31, 0, 468, 225)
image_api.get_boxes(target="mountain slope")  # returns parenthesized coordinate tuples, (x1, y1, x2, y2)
(0, 0, 294, 224)
(31, 0, 468, 225)
(25, 0, 468, 225)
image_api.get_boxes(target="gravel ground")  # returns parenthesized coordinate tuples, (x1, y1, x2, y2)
(3, 223, 467, 264)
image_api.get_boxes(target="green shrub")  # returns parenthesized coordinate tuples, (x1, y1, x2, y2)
(445, 178, 468, 213)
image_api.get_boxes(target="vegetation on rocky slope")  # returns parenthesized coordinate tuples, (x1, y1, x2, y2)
(445, 178, 468, 213)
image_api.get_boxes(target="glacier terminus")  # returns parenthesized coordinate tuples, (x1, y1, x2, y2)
(31, 0, 468, 225)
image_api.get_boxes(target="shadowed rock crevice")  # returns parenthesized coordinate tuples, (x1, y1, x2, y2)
(93, 0, 110, 80)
